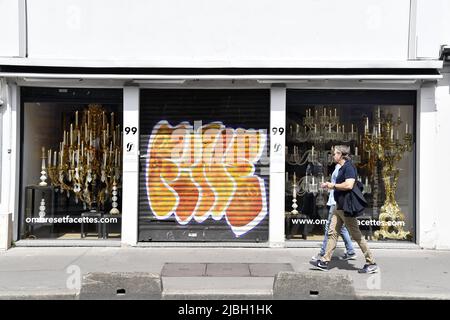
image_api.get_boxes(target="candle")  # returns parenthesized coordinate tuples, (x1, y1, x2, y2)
(378, 122, 381, 135)
(48, 149, 51, 167)
(60, 151, 63, 166)
(89, 130, 92, 147)
(390, 128, 394, 140)
(329, 124, 331, 133)
(323, 107, 326, 116)
(293, 172, 296, 184)
(406, 122, 408, 134)
(113, 130, 116, 146)
(334, 108, 337, 117)
(396, 130, 399, 140)
(314, 124, 317, 133)
(312, 176, 315, 184)
(85, 125, 88, 141)
(315, 110, 318, 118)
(296, 124, 299, 133)
(355, 147, 358, 156)
(87, 111, 90, 127)
(351, 124, 354, 133)
(77, 131, 80, 146)
(70, 124, 73, 146)
(87, 152, 90, 166)
(311, 146, 314, 156)
(75, 111, 78, 127)
(103, 153, 106, 168)
(53, 151, 57, 166)
(111, 112, 115, 129)
(398, 108, 401, 119)
(365, 177, 368, 185)
(103, 130, 106, 146)
(321, 176, 324, 184)
(81, 141, 84, 158)
(378, 106, 381, 118)
(366, 118, 369, 133)
(63, 130, 66, 146)
(342, 125, 345, 133)
(329, 110, 332, 117)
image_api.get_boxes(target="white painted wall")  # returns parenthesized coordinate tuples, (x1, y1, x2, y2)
(121, 87, 139, 246)
(434, 67, 450, 249)
(25, 0, 411, 64)
(269, 86, 286, 247)
(417, 83, 439, 248)
(0, 0, 20, 57)
(416, 0, 450, 59)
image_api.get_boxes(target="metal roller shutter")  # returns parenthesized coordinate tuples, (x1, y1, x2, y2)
(138, 89, 270, 242)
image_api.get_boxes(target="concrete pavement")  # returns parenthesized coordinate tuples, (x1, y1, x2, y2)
(0, 246, 449, 299)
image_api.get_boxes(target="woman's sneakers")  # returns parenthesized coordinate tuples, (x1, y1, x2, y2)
(310, 253, 324, 262)
(340, 252, 357, 261)
(358, 263, 378, 274)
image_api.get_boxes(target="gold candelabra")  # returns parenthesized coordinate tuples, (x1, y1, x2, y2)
(45, 104, 122, 213)
(363, 107, 412, 240)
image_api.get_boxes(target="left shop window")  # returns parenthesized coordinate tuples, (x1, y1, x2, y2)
(20, 88, 123, 240)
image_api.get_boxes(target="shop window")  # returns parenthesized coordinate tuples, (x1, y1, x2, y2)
(19, 88, 123, 240)
(285, 90, 416, 242)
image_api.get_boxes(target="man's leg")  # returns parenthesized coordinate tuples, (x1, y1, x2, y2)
(340, 213, 375, 264)
(321, 209, 344, 262)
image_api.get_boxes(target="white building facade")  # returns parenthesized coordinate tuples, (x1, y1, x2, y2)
(1, 0, 449, 250)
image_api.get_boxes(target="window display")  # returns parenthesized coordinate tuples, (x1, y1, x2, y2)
(285, 90, 415, 242)
(20, 88, 123, 240)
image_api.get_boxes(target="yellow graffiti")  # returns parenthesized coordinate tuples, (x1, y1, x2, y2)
(145, 121, 268, 237)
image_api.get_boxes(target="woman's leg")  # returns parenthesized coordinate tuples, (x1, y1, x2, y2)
(339, 225, 356, 255)
(319, 206, 334, 256)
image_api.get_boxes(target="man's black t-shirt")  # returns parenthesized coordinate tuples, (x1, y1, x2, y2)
(335, 160, 358, 210)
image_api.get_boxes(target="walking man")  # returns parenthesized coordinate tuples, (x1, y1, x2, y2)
(310, 145, 378, 274)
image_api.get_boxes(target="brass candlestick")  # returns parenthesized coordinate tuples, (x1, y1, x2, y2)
(363, 107, 412, 240)
(46, 104, 122, 213)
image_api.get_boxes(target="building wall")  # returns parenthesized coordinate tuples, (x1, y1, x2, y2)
(0, 0, 21, 57)
(434, 66, 450, 249)
(20, 0, 412, 63)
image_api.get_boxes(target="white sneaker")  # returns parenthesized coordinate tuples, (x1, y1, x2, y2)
(310, 254, 324, 262)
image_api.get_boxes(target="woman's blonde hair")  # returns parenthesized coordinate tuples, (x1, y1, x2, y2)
(334, 145, 351, 160)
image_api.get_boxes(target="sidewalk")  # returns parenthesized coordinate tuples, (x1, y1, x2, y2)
(1, 246, 449, 299)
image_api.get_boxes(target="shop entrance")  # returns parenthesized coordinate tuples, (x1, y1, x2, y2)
(138, 89, 270, 242)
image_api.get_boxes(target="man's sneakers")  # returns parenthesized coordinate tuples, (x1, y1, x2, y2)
(358, 263, 378, 274)
(339, 252, 357, 261)
(309, 259, 329, 271)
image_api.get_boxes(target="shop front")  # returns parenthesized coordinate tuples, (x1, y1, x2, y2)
(0, 65, 442, 248)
